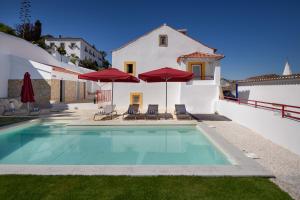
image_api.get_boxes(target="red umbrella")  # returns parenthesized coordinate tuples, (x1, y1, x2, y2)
(138, 67, 193, 115)
(79, 68, 139, 117)
(21, 72, 35, 112)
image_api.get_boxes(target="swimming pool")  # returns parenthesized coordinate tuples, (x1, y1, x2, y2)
(0, 123, 230, 165)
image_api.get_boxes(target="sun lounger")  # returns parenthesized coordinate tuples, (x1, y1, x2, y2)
(29, 106, 40, 116)
(123, 104, 140, 119)
(94, 104, 117, 120)
(145, 104, 159, 120)
(175, 104, 192, 120)
(1, 99, 26, 116)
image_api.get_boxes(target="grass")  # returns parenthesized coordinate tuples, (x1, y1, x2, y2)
(0, 117, 36, 127)
(0, 176, 291, 200)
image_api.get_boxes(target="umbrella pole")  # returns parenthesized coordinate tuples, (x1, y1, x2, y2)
(111, 81, 114, 119)
(165, 80, 167, 119)
(27, 102, 30, 114)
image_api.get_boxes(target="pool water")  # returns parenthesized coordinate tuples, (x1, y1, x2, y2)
(0, 123, 230, 165)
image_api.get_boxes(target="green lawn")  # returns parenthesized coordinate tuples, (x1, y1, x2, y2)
(0, 176, 291, 200)
(0, 117, 36, 127)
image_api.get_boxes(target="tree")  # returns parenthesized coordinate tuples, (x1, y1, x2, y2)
(56, 46, 66, 62)
(0, 23, 16, 36)
(70, 54, 79, 65)
(79, 58, 99, 71)
(15, 23, 33, 41)
(32, 20, 42, 41)
(16, 20, 42, 42)
(102, 60, 111, 68)
(99, 50, 110, 69)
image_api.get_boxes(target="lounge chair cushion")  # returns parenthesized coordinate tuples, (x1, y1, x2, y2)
(128, 108, 134, 114)
(149, 110, 155, 114)
(176, 105, 187, 114)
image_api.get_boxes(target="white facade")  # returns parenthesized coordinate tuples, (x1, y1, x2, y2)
(45, 37, 103, 65)
(112, 24, 223, 113)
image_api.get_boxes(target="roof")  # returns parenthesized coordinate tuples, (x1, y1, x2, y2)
(112, 24, 217, 52)
(177, 52, 224, 62)
(238, 74, 300, 83)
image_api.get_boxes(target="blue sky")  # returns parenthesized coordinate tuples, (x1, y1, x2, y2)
(1, 0, 299, 79)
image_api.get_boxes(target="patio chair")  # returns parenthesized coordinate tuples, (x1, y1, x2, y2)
(29, 105, 40, 116)
(2, 99, 26, 116)
(123, 104, 140, 119)
(175, 104, 192, 120)
(94, 104, 117, 120)
(145, 104, 159, 120)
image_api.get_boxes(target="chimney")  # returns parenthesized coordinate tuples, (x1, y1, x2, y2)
(177, 29, 187, 35)
(59, 35, 62, 38)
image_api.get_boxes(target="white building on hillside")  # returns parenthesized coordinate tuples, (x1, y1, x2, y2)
(45, 36, 103, 65)
(112, 24, 224, 113)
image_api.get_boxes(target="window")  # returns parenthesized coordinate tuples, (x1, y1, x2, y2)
(124, 61, 136, 76)
(127, 64, 133, 73)
(187, 62, 206, 80)
(60, 42, 65, 48)
(50, 42, 55, 49)
(130, 92, 143, 108)
(84, 46, 88, 52)
(70, 42, 76, 49)
(159, 35, 168, 47)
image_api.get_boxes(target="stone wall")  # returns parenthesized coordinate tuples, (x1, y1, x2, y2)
(8, 79, 88, 106)
(50, 79, 60, 103)
(50, 79, 87, 103)
(8, 79, 51, 106)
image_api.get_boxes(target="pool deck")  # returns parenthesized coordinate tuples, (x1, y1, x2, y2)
(0, 112, 272, 177)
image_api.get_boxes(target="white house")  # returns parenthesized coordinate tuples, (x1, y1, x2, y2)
(0, 32, 101, 107)
(112, 24, 224, 113)
(45, 36, 103, 65)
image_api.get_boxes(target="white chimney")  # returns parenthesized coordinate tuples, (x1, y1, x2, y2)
(283, 61, 292, 75)
(177, 29, 188, 35)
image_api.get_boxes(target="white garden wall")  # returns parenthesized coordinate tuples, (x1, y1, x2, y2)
(216, 100, 300, 156)
(238, 84, 300, 106)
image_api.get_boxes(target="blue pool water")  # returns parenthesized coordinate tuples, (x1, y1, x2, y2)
(0, 123, 230, 165)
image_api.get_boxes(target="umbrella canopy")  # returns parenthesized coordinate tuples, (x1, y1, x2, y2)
(138, 67, 193, 116)
(138, 67, 193, 82)
(21, 72, 35, 103)
(78, 68, 139, 118)
(78, 68, 139, 82)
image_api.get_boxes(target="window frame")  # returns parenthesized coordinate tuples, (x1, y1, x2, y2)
(124, 61, 136, 76)
(60, 42, 65, 48)
(159, 34, 168, 47)
(130, 92, 143, 108)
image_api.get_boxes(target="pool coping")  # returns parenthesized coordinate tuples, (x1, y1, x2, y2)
(0, 121, 273, 177)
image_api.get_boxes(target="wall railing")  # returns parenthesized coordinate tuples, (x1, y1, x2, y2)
(223, 96, 300, 121)
(96, 90, 112, 103)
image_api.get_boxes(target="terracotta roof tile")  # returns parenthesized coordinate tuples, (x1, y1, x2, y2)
(177, 52, 224, 62)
